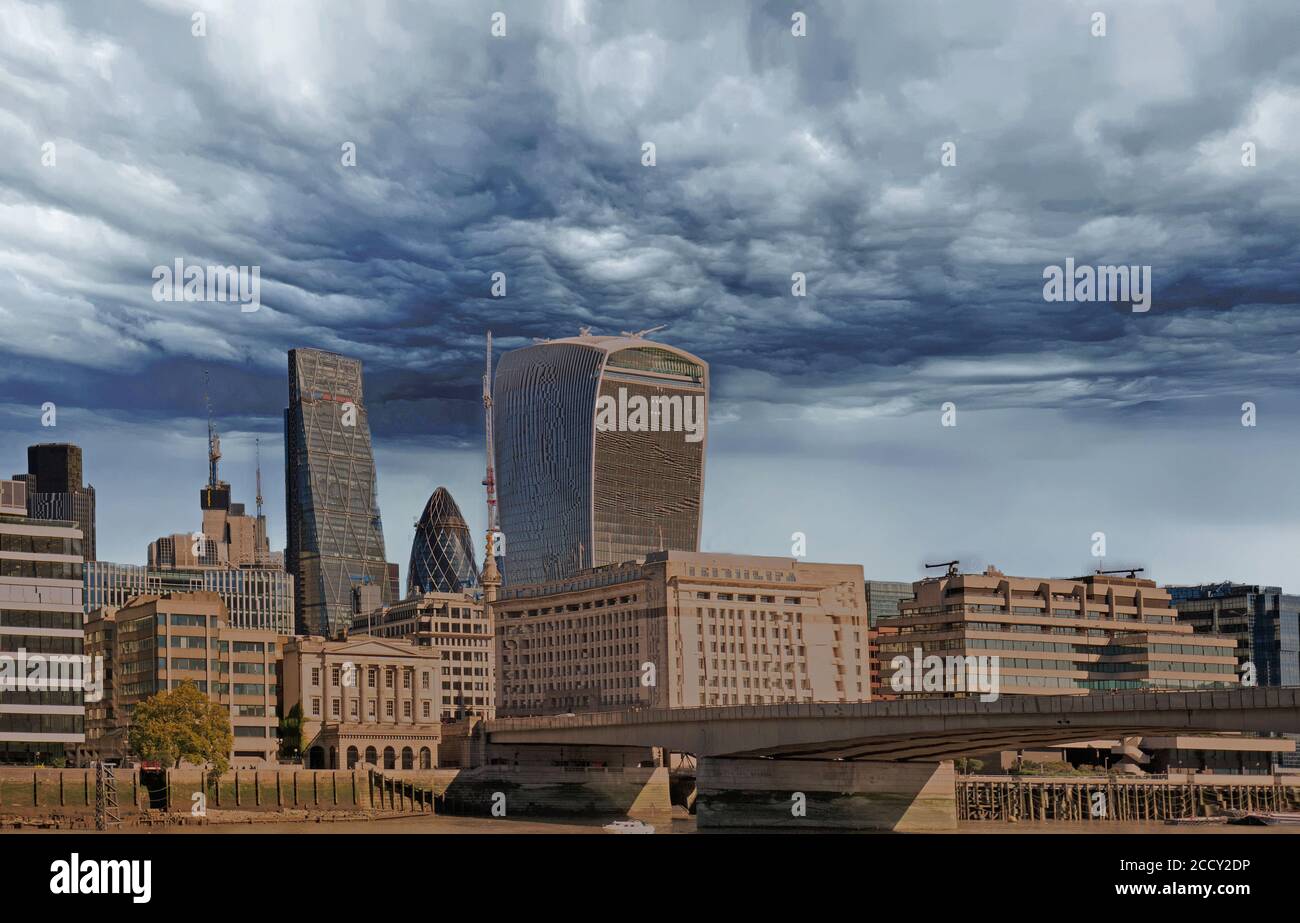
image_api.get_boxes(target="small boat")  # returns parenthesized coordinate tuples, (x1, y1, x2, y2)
(603, 819, 655, 834)
(1226, 811, 1300, 826)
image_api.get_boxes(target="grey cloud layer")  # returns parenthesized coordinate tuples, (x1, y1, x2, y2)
(2, 0, 1299, 440)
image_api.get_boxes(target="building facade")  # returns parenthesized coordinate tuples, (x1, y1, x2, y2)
(1165, 583, 1300, 687)
(283, 635, 444, 769)
(91, 591, 285, 766)
(866, 579, 912, 626)
(0, 481, 86, 763)
(492, 332, 708, 586)
(25, 443, 96, 562)
(351, 591, 495, 720)
(285, 348, 391, 637)
(495, 551, 869, 716)
(1166, 582, 1300, 769)
(407, 486, 479, 596)
(84, 561, 293, 634)
(881, 566, 1239, 696)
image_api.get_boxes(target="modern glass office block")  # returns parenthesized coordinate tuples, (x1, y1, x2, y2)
(285, 348, 390, 636)
(493, 333, 707, 586)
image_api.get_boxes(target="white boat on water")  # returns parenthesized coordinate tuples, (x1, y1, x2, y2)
(603, 819, 655, 834)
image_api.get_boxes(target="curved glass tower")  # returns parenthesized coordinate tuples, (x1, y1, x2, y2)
(493, 333, 708, 585)
(407, 486, 479, 595)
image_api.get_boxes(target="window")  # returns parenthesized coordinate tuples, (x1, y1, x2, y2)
(331, 699, 340, 717)
(422, 702, 430, 718)
(311, 697, 320, 716)
(385, 701, 394, 717)
(311, 667, 320, 687)
(403, 701, 412, 718)
(331, 666, 340, 686)
(421, 671, 430, 689)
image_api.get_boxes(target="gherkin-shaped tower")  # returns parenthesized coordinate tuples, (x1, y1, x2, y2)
(407, 486, 479, 596)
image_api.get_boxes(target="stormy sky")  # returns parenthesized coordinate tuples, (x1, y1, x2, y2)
(2, 0, 1300, 590)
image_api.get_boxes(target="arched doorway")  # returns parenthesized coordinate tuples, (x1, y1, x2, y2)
(346, 746, 359, 769)
(401, 747, 414, 770)
(365, 746, 378, 766)
(383, 746, 396, 770)
(419, 747, 432, 769)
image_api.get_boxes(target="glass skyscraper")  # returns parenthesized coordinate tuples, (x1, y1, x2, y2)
(493, 332, 708, 585)
(1167, 582, 1300, 768)
(407, 486, 479, 596)
(285, 348, 391, 637)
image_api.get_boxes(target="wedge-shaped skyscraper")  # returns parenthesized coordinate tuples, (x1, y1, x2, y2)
(408, 486, 479, 595)
(493, 332, 708, 585)
(285, 348, 391, 636)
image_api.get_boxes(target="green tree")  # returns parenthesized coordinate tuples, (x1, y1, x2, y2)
(128, 681, 232, 775)
(277, 702, 305, 761)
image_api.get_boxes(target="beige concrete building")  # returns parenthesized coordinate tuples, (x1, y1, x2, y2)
(881, 566, 1239, 696)
(350, 591, 495, 720)
(283, 635, 444, 769)
(83, 591, 286, 766)
(495, 551, 869, 716)
(0, 485, 86, 764)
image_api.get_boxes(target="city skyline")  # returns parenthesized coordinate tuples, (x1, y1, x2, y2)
(5, 0, 1300, 590)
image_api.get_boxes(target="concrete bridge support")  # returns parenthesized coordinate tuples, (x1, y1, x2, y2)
(695, 757, 957, 832)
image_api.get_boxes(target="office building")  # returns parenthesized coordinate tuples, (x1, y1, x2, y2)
(1167, 582, 1300, 768)
(866, 579, 911, 626)
(880, 565, 1239, 696)
(84, 561, 293, 634)
(495, 551, 868, 716)
(79, 607, 122, 764)
(25, 443, 96, 562)
(1165, 583, 1300, 686)
(407, 487, 479, 596)
(351, 591, 495, 720)
(0, 479, 86, 763)
(285, 348, 391, 637)
(283, 635, 444, 769)
(93, 591, 285, 767)
(492, 331, 707, 585)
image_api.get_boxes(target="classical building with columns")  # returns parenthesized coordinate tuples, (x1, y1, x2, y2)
(282, 635, 444, 769)
(349, 590, 495, 721)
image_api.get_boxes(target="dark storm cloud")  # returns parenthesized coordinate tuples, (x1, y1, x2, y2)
(2, 0, 1300, 442)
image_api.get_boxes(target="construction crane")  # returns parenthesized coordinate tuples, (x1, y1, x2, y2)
(924, 559, 960, 576)
(620, 324, 667, 339)
(203, 368, 221, 490)
(480, 332, 502, 601)
(1095, 567, 1145, 578)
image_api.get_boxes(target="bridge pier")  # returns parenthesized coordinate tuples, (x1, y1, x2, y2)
(695, 757, 957, 832)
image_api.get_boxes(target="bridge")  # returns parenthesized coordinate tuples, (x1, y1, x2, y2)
(486, 687, 1300, 759)
(478, 688, 1300, 831)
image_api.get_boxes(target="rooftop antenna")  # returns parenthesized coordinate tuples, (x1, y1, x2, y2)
(620, 324, 667, 339)
(203, 369, 221, 490)
(925, 559, 960, 577)
(480, 332, 502, 603)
